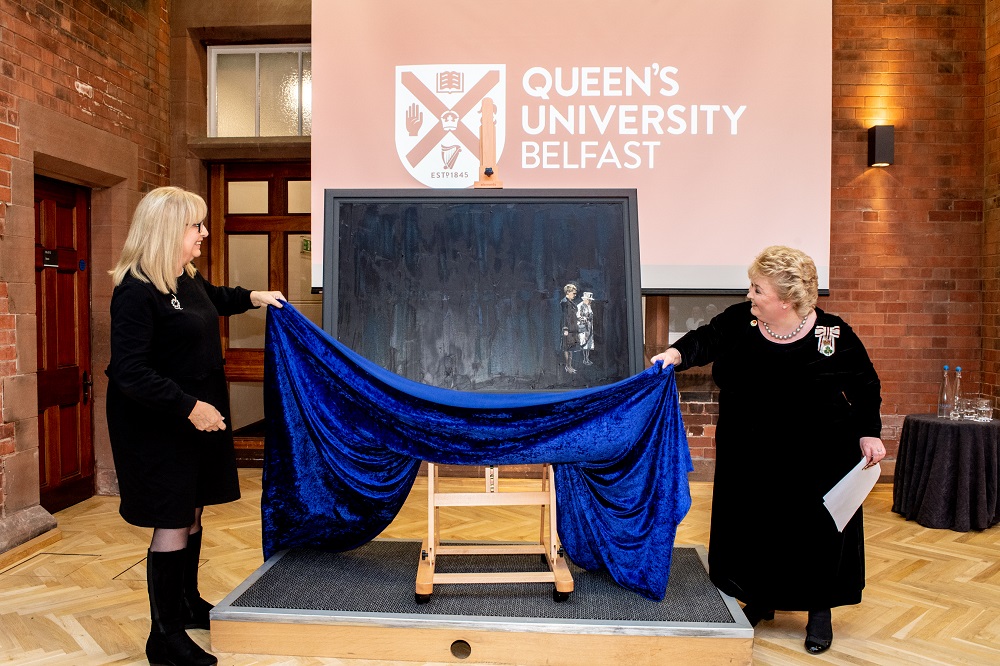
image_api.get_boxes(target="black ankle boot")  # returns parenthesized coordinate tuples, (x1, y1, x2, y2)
(182, 531, 214, 631)
(147, 549, 217, 666)
(146, 631, 217, 666)
(742, 603, 775, 627)
(805, 608, 833, 654)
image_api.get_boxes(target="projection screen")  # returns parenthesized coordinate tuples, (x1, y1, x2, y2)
(310, 0, 832, 292)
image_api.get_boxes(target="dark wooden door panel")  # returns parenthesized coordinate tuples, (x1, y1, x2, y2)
(37, 367, 80, 409)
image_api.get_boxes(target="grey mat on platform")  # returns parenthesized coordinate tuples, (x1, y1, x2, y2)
(230, 541, 734, 624)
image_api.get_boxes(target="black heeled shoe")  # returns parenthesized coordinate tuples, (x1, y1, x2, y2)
(805, 608, 833, 654)
(742, 603, 775, 627)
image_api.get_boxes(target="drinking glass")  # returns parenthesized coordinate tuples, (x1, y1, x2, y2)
(953, 397, 974, 420)
(949, 398, 966, 420)
(975, 397, 993, 422)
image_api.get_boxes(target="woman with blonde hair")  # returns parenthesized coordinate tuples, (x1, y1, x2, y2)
(652, 245, 885, 655)
(106, 186, 285, 666)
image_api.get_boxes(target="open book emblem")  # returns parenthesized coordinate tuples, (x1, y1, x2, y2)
(395, 64, 506, 188)
(437, 71, 463, 93)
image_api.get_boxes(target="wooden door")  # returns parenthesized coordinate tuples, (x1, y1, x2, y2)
(208, 161, 315, 466)
(35, 176, 94, 512)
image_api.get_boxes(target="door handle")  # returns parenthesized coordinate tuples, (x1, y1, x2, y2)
(82, 371, 93, 405)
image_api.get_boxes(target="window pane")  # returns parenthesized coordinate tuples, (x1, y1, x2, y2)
(228, 181, 269, 214)
(287, 233, 322, 328)
(216, 53, 256, 137)
(260, 52, 300, 136)
(302, 52, 312, 135)
(287, 180, 311, 214)
(229, 234, 269, 348)
(229, 381, 264, 431)
(668, 295, 745, 344)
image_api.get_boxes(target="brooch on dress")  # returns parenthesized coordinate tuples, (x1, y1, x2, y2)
(169, 293, 182, 310)
(815, 325, 839, 356)
(750, 319, 758, 327)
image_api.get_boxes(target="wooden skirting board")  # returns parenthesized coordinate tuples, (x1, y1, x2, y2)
(0, 528, 62, 570)
(211, 617, 752, 665)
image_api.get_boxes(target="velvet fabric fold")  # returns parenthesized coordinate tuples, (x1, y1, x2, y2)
(263, 304, 692, 600)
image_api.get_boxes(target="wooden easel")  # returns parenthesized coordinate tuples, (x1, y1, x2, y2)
(415, 98, 572, 603)
(414, 463, 574, 603)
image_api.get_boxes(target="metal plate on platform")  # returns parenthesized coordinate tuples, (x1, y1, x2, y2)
(214, 540, 749, 637)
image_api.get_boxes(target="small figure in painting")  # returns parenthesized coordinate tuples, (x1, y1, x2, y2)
(560, 283, 580, 373)
(577, 292, 595, 366)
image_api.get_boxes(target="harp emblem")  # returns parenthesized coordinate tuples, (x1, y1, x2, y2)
(441, 145, 462, 170)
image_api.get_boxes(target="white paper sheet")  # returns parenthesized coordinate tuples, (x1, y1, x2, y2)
(823, 457, 881, 532)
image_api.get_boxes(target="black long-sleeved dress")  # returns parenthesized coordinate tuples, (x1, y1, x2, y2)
(106, 271, 255, 529)
(561, 296, 580, 352)
(672, 301, 882, 610)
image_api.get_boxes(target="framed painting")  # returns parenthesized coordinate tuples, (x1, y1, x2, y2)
(323, 189, 642, 391)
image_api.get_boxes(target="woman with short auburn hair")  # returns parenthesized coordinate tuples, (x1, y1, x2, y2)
(652, 245, 884, 655)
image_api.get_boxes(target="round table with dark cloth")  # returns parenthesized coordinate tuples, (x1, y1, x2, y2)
(892, 414, 1000, 531)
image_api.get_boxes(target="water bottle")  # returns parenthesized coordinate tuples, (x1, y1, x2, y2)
(937, 365, 952, 418)
(949, 366, 963, 420)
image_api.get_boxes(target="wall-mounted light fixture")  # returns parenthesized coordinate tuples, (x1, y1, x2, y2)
(867, 125, 894, 167)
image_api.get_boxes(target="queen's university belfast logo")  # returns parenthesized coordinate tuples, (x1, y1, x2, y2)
(395, 64, 506, 188)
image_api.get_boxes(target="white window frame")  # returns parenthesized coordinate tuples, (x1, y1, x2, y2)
(208, 44, 311, 137)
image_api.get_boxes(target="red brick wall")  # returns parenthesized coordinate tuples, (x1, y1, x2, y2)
(0, 237, 12, 514)
(985, 0, 1000, 407)
(0, 0, 170, 516)
(0, 1, 171, 185)
(0, 282, 13, 459)
(828, 0, 986, 452)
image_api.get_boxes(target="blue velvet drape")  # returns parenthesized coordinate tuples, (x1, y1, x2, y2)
(262, 304, 693, 600)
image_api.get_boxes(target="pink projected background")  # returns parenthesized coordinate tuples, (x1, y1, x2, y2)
(311, 0, 832, 291)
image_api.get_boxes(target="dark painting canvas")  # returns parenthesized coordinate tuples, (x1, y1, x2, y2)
(324, 189, 642, 391)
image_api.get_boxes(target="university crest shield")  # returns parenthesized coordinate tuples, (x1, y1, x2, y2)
(395, 64, 506, 188)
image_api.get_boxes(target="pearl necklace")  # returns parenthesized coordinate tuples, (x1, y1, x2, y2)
(761, 313, 809, 340)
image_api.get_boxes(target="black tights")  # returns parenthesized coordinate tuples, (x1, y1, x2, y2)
(150, 507, 203, 552)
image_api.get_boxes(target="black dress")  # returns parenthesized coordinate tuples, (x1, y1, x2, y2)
(560, 296, 580, 351)
(672, 302, 882, 610)
(106, 271, 255, 529)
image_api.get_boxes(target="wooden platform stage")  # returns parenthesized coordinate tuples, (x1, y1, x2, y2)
(209, 539, 753, 665)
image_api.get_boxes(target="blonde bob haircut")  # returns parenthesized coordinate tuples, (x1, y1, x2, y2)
(748, 245, 818, 317)
(110, 186, 206, 294)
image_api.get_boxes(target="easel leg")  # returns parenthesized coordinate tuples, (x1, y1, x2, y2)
(415, 463, 437, 602)
(547, 465, 574, 599)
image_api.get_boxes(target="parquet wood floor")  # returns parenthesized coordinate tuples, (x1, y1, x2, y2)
(1, 470, 997, 665)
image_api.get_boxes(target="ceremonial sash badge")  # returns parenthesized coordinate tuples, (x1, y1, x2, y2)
(815, 325, 839, 356)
